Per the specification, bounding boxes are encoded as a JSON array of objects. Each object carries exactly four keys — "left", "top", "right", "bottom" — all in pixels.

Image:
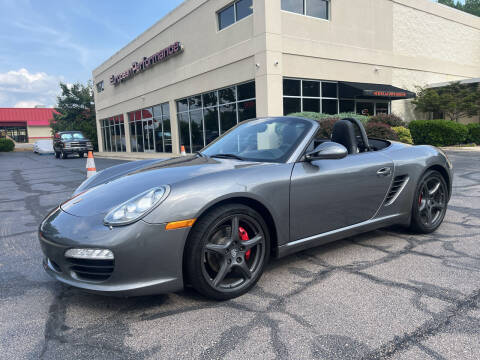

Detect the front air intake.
[
  {"left": 66, "top": 258, "right": 114, "bottom": 282},
  {"left": 384, "top": 175, "right": 409, "bottom": 206}
]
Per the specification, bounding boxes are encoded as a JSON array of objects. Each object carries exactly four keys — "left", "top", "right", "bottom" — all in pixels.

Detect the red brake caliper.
[{"left": 238, "top": 227, "right": 251, "bottom": 260}]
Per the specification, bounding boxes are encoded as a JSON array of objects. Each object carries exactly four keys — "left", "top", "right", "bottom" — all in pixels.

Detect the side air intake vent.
[{"left": 385, "top": 175, "right": 409, "bottom": 206}]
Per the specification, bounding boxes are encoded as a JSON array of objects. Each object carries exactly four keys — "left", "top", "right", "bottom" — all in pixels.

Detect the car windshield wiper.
[{"left": 210, "top": 153, "right": 245, "bottom": 161}]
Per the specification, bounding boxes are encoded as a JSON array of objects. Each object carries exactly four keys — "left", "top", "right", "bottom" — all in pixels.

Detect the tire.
[
  {"left": 61, "top": 151, "right": 67, "bottom": 159},
  {"left": 185, "top": 203, "right": 270, "bottom": 300},
  {"left": 78, "top": 152, "right": 84, "bottom": 158},
  {"left": 55, "top": 151, "right": 60, "bottom": 159},
  {"left": 410, "top": 170, "right": 448, "bottom": 234}
]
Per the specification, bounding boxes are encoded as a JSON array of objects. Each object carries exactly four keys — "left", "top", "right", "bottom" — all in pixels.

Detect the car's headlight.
[{"left": 104, "top": 186, "right": 169, "bottom": 226}]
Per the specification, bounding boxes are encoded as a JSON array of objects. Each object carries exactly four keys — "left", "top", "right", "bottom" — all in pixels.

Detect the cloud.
[{"left": 0, "top": 68, "right": 62, "bottom": 107}]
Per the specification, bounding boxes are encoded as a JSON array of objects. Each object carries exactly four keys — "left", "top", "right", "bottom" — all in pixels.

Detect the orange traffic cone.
[
  {"left": 180, "top": 145, "right": 186, "bottom": 156},
  {"left": 86, "top": 151, "right": 97, "bottom": 178}
]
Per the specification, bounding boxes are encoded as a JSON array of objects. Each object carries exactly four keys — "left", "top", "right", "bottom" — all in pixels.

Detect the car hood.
[{"left": 62, "top": 155, "right": 260, "bottom": 217}]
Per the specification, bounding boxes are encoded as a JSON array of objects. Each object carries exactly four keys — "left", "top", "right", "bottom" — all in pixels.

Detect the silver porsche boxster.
[{"left": 39, "top": 116, "right": 452, "bottom": 300}]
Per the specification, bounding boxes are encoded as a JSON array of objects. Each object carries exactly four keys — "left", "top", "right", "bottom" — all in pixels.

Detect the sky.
[
  {"left": 0, "top": 0, "right": 184, "bottom": 108},
  {"left": 0, "top": 0, "right": 468, "bottom": 109}
]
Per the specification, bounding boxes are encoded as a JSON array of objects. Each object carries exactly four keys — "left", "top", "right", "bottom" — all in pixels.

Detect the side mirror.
[{"left": 305, "top": 142, "right": 348, "bottom": 161}]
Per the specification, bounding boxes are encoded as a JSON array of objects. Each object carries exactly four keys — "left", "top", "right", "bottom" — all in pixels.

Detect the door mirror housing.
[{"left": 305, "top": 142, "right": 348, "bottom": 161}]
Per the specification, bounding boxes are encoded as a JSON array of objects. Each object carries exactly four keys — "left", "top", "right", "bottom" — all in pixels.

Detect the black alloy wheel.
[
  {"left": 185, "top": 204, "right": 269, "bottom": 300},
  {"left": 410, "top": 170, "right": 448, "bottom": 233},
  {"left": 61, "top": 150, "right": 67, "bottom": 159}
]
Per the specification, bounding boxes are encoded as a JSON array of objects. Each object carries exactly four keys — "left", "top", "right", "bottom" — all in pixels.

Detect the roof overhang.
[{"left": 339, "top": 82, "right": 416, "bottom": 100}]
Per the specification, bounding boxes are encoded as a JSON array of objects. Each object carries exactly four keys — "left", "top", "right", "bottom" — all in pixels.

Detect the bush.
[
  {"left": 369, "top": 113, "right": 405, "bottom": 127},
  {"left": 392, "top": 126, "right": 413, "bottom": 144},
  {"left": 317, "top": 119, "right": 338, "bottom": 138},
  {"left": 0, "top": 138, "right": 15, "bottom": 152},
  {"left": 467, "top": 123, "right": 480, "bottom": 144},
  {"left": 289, "top": 112, "right": 369, "bottom": 125},
  {"left": 365, "top": 122, "right": 399, "bottom": 140},
  {"left": 408, "top": 120, "right": 468, "bottom": 146}
]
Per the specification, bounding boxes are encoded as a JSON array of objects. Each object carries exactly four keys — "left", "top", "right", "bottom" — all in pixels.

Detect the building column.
[
  {"left": 96, "top": 117, "right": 104, "bottom": 152},
  {"left": 169, "top": 99, "right": 180, "bottom": 156},
  {"left": 123, "top": 113, "right": 132, "bottom": 152},
  {"left": 253, "top": 0, "right": 283, "bottom": 118}
]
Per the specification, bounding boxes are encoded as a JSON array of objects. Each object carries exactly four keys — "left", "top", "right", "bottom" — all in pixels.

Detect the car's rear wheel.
[
  {"left": 410, "top": 170, "right": 448, "bottom": 233},
  {"left": 185, "top": 204, "right": 269, "bottom": 300}
]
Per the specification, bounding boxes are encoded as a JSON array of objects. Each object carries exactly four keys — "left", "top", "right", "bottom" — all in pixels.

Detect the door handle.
[{"left": 377, "top": 167, "right": 391, "bottom": 177}]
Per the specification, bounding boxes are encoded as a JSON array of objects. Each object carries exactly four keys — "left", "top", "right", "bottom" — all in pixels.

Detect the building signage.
[
  {"left": 110, "top": 42, "right": 183, "bottom": 86},
  {"left": 363, "top": 90, "right": 407, "bottom": 98}
]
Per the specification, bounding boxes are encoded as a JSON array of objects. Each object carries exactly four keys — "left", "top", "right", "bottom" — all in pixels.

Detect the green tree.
[
  {"left": 413, "top": 82, "right": 480, "bottom": 122},
  {"left": 51, "top": 82, "right": 98, "bottom": 150},
  {"left": 438, "top": 0, "right": 480, "bottom": 16}
]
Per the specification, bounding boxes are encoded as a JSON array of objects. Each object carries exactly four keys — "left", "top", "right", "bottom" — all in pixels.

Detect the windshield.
[
  {"left": 61, "top": 132, "right": 85, "bottom": 140},
  {"left": 202, "top": 118, "right": 312, "bottom": 163}
]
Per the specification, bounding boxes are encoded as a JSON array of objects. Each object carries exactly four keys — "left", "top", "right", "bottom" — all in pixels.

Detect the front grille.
[
  {"left": 384, "top": 175, "right": 409, "bottom": 206},
  {"left": 66, "top": 258, "right": 114, "bottom": 282},
  {"left": 69, "top": 141, "right": 87, "bottom": 148}
]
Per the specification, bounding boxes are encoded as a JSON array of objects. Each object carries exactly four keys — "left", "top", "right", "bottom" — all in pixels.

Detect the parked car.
[
  {"left": 33, "top": 140, "right": 54, "bottom": 154},
  {"left": 39, "top": 117, "right": 452, "bottom": 300},
  {"left": 53, "top": 131, "right": 93, "bottom": 159}
]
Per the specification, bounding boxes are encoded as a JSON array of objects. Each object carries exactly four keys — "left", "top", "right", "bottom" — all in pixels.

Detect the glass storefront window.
[
  {"left": 283, "top": 78, "right": 341, "bottom": 115},
  {"left": 176, "top": 80, "right": 256, "bottom": 153},
  {"left": 128, "top": 101, "right": 172, "bottom": 153},
  {"left": 100, "top": 115, "right": 126, "bottom": 152},
  {"left": 220, "top": 103, "right": 237, "bottom": 134},
  {"left": 283, "top": 97, "right": 301, "bottom": 115},
  {"left": 238, "top": 100, "right": 256, "bottom": 122}
]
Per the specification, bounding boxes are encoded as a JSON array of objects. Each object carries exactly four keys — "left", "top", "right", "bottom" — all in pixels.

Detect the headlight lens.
[{"left": 104, "top": 186, "right": 169, "bottom": 226}]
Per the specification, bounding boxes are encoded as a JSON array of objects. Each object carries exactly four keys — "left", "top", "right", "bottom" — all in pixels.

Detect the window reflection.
[
  {"left": 176, "top": 81, "right": 256, "bottom": 153},
  {"left": 100, "top": 115, "right": 126, "bottom": 152},
  {"left": 128, "top": 101, "right": 171, "bottom": 153}
]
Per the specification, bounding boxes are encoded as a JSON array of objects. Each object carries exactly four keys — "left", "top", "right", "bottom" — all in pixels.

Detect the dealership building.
[{"left": 92, "top": 0, "right": 480, "bottom": 157}]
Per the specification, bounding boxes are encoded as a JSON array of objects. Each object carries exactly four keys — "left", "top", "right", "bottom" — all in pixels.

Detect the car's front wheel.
[
  {"left": 61, "top": 151, "right": 67, "bottom": 159},
  {"left": 410, "top": 170, "right": 448, "bottom": 233},
  {"left": 185, "top": 204, "right": 270, "bottom": 300},
  {"left": 78, "top": 152, "right": 84, "bottom": 158},
  {"left": 54, "top": 151, "right": 60, "bottom": 159}
]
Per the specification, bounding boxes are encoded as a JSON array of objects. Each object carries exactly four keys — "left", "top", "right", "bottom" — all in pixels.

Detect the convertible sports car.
[{"left": 39, "top": 117, "right": 452, "bottom": 300}]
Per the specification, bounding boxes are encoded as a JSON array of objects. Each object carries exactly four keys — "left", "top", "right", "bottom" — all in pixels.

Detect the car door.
[{"left": 289, "top": 151, "right": 393, "bottom": 241}]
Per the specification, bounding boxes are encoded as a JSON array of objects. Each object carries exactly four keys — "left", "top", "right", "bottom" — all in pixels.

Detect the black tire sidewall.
[
  {"left": 411, "top": 170, "right": 448, "bottom": 233},
  {"left": 185, "top": 203, "right": 270, "bottom": 300}
]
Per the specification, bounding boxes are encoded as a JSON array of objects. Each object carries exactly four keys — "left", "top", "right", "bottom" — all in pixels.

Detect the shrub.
[
  {"left": 369, "top": 113, "right": 405, "bottom": 127},
  {"left": 0, "top": 138, "right": 15, "bottom": 152},
  {"left": 289, "top": 112, "right": 369, "bottom": 125},
  {"left": 365, "top": 122, "right": 399, "bottom": 140},
  {"left": 467, "top": 123, "right": 480, "bottom": 144},
  {"left": 408, "top": 120, "right": 468, "bottom": 146},
  {"left": 317, "top": 119, "right": 338, "bottom": 138},
  {"left": 392, "top": 126, "right": 413, "bottom": 144}
]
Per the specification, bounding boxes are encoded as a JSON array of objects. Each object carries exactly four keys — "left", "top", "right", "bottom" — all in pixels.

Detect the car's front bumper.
[{"left": 39, "top": 208, "right": 189, "bottom": 296}]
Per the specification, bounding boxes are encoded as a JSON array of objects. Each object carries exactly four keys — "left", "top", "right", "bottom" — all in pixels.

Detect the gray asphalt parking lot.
[{"left": 1, "top": 150, "right": 479, "bottom": 359}]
